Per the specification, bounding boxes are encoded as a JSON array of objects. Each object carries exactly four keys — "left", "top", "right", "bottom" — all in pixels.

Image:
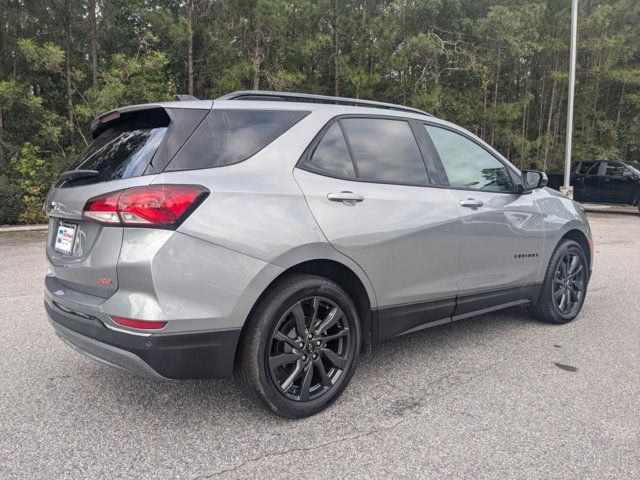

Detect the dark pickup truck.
[{"left": 547, "top": 160, "right": 640, "bottom": 211}]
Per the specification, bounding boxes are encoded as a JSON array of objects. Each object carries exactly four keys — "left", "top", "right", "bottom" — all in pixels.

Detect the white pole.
[{"left": 562, "top": 0, "right": 578, "bottom": 198}]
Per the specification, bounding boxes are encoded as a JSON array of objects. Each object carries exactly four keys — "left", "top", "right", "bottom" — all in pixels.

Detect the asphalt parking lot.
[{"left": 1, "top": 213, "right": 639, "bottom": 479}]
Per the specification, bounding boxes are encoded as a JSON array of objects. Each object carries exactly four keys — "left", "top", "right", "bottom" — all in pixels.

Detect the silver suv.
[{"left": 44, "top": 91, "right": 593, "bottom": 418}]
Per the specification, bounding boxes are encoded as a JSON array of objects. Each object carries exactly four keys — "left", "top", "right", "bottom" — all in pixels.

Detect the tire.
[
  {"left": 234, "top": 274, "right": 361, "bottom": 419},
  {"left": 530, "top": 239, "right": 589, "bottom": 324}
]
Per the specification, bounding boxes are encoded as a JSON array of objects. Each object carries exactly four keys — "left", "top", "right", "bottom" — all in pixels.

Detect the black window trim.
[
  {"left": 422, "top": 121, "right": 522, "bottom": 195},
  {"left": 297, "top": 114, "right": 435, "bottom": 188},
  {"left": 409, "top": 121, "right": 448, "bottom": 184},
  {"left": 337, "top": 119, "right": 360, "bottom": 178}
]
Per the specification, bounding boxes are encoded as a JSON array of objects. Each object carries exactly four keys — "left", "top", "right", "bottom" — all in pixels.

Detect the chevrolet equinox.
[{"left": 44, "top": 91, "right": 593, "bottom": 418}]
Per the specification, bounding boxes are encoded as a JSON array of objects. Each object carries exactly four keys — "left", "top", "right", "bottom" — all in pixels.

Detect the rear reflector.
[
  {"left": 83, "top": 184, "right": 209, "bottom": 228},
  {"left": 111, "top": 316, "right": 168, "bottom": 330}
]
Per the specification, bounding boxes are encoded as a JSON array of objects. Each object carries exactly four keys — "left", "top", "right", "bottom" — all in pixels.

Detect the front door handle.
[
  {"left": 327, "top": 191, "right": 364, "bottom": 203},
  {"left": 459, "top": 198, "right": 484, "bottom": 208}
]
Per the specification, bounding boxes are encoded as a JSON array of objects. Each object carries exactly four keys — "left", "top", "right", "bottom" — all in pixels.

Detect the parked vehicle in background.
[
  {"left": 547, "top": 161, "right": 640, "bottom": 212},
  {"left": 44, "top": 91, "right": 593, "bottom": 418}
]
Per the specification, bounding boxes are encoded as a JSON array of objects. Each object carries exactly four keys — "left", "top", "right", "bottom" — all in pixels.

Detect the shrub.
[
  {"left": 0, "top": 176, "right": 23, "bottom": 225},
  {"left": 11, "top": 143, "right": 70, "bottom": 224}
]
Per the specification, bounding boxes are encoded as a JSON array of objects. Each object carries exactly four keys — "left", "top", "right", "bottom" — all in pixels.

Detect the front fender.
[{"left": 536, "top": 191, "right": 593, "bottom": 282}]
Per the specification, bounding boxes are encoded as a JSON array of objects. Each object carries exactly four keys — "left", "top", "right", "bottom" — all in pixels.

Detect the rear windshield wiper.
[{"left": 58, "top": 169, "right": 100, "bottom": 182}]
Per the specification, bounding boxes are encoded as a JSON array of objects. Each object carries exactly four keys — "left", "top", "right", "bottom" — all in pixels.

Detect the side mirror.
[
  {"left": 521, "top": 170, "right": 548, "bottom": 191},
  {"left": 622, "top": 170, "right": 633, "bottom": 177}
]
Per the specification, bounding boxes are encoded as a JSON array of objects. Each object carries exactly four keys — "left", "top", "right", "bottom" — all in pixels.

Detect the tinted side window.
[
  {"left": 167, "top": 110, "right": 308, "bottom": 171},
  {"left": 604, "top": 162, "right": 626, "bottom": 176},
  {"left": 340, "top": 118, "right": 428, "bottom": 185},
  {"left": 578, "top": 162, "right": 597, "bottom": 175},
  {"left": 308, "top": 122, "right": 356, "bottom": 178},
  {"left": 425, "top": 125, "right": 513, "bottom": 192},
  {"left": 587, "top": 163, "right": 601, "bottom": 175}
]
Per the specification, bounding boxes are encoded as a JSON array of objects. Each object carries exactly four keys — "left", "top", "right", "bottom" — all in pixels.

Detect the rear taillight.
[
  {"left": 111, "top": 316, "right": 167, "bottom": 330},
  {"left": 83, "top": 185, "right": 209, "bottom": 228}
]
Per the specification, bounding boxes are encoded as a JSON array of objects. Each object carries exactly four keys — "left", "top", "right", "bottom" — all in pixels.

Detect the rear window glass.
[
  {"left": 166, "top": 110, "right": 309, "bottom": 171},
  {"left": 59, "top": 110, "right": 169, "bottom": 187}
]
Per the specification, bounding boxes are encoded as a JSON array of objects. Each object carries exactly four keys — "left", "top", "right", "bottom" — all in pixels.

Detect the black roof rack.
[{"left": 216, "top": 90, "right": 432, "bottom": 117}]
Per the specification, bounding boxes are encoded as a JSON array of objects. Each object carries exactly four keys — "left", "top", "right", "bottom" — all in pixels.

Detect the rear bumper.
[{"left": 45, "top": 299, "right": 240, "bottom": 379}]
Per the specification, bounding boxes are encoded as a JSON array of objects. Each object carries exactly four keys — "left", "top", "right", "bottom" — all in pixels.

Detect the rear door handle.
[
  {"left": 327, "top": 191, "right": 364, "bottom": 203},
  {"left": 459, "top": 198, "right": 484, "bottom": 208}
]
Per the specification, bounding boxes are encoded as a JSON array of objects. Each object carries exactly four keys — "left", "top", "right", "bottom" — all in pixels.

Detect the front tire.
[
  {"left": 531, "top": 239, "right": 589, "bottom": 324},
  {"left": 235, "top": 274, "right": 361, "bottom": 419}
]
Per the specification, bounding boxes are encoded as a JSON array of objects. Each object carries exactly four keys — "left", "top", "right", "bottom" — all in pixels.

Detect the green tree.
[{"left": 1, "top": 0, "right": 640, "bottom": 224}]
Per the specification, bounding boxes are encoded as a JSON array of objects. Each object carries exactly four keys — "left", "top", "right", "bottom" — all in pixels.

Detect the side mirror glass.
[{"left": 522, "top": 170, "right": 548, "bottom": 191}]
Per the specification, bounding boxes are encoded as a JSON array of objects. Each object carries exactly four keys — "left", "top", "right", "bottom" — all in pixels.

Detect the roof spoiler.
[
  {"left": 90, "top": 95, "right": 204, "bottom": 136},
  {"left": 90, "top": 104, "right": 169, "bottom": 138}
]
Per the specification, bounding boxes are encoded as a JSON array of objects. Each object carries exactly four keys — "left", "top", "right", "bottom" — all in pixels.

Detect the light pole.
[{"left": 561, "top": 0, "right": 579, "bottom": 198}]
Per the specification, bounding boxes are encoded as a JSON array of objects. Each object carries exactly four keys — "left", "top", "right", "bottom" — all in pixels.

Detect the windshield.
[{"left": 625, "top": 162, "right": 640, "bottom": 176}]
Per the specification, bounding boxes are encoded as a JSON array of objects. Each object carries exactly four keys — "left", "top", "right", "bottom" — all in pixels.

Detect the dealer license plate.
[{"left": 54, "top": 223, "right": 77, "bottom": 255}]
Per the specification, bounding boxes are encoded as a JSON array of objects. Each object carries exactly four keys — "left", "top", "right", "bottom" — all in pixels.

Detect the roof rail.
[
  {"left": 216, "top": 90, "right": 432, "bottom": 117},
  {"left": 175, "top": 94, "right": 199, "bottom": 101}
]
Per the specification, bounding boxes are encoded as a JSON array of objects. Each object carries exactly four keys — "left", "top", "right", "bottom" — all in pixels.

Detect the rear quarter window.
[
  {"left": 307, "top": 122, "right": 356, "bottom": 179},
  {"left": 166, "top": 109, "right": 309, "bottom": 171}
]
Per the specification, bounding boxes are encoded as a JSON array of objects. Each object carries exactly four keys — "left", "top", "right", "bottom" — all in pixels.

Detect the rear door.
[
  {"left": 578, "top": 161, "right": 605, "bottom": 202},
  {"left": 294, "top": 116, "right": 461, "bottom": 339},
  {"left": 423, "top": 124, "right": 544, "bottom": 317},
  {"left": 45, "top": 106, "right": 207, "bottom": 298},
  {"left": 572, "top": 161, "right": 596, "bottom": 201},
  {"left": 600, "top": 162, "right": 636, "bottom": 204}
]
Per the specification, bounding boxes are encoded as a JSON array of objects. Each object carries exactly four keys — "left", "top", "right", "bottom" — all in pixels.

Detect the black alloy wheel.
[
  {"left": 530, "top": 239, "right": 589, "bottom": 324},
  {"left": 268, "top": 296, "right": 352, "bottom": 402},
  {"left": 552, "top": 251, "right": 587, "bottom": 317},
  {"left": 235, "top": 274, "right": 361, "bottom": 418}
]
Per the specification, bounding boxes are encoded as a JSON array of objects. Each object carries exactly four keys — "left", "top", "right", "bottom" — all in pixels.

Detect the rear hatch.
[{"left": 45, "top": 104, "right": 209, "bottom": 298}]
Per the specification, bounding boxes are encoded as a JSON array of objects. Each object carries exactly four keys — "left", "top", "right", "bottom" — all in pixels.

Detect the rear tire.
[
  {"left": 530, "top": 239, "right": 589, "bottom": 324},
  {"left": 235, "top": 274, "right": 361, "bottom": 419}
]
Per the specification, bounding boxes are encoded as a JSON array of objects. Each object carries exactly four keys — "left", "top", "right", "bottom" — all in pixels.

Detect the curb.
[
  {"left": 581, "top": 204, "right": 638, "bottom": 216},
  {"left": 0, "top": 224, "right": 49, "bottom": 232}
]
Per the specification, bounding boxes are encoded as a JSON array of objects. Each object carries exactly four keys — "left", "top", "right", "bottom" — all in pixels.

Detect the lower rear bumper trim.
[
  {"left": 45, "top": 299, "right": 241, "bottom": 379},
  {"left": 52, "top": 320, "right": 167, "bottom": 379}
]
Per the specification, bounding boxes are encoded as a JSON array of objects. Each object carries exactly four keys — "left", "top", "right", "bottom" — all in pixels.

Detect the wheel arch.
[
  {"left": 238, "top": 258, "right": 377, "bottom": 362},
  {"left": 559, "top": 228, "right": 592, "bottom": 271}
]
